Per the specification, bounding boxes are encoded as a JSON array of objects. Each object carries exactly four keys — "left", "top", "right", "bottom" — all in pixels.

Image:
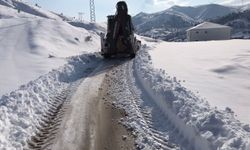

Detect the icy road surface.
[{"left": 51, "top": 64, "right": 106, "bottom": 150}]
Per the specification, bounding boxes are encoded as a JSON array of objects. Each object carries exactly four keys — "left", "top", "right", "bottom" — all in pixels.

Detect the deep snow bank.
[
  {"left": 0, "top": 53, "right": 102, "bottom": 149},
  {"left": 134, "top": 47, "right": 250, "bottom": 149}
]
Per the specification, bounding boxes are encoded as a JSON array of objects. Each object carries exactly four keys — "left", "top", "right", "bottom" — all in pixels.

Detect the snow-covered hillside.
[
  {"left": 212, "top": 9, "right": 250, "bottom": 39},
  {"left": 240, "top": 4, "right": 250, "bottom": 11},
  {"left": 132, "top": 4, "right": 239, "bottom": 41},
  {"left": 0, "top": 0, "right": 65, "bottom": 20},
  {"left": 0, "top": 4, "right": 34, "bottom": 18},
  {"left": 168, "top": 4, "right": 237, "bottom": 21},
  {"left": 133, "top": 11, "right": 194, "bottom": 41},
  {"left": 0, "top": 1, "right": 100, "bottom": 96},
  {"left": 132, "top": 4, "right": 250, "bottom": 41}
]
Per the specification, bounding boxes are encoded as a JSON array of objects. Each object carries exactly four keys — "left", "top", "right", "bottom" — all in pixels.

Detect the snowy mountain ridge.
[
  {"left": 240, "top": 3, "right": 250, "bottom": 11},
  {"left": 133, "top": 4, "right": 249, "bottom": 41},
  {"left": 168, "top": 4, "right": 238, "bottom": 21},
  {"left": 213, "top": 9, "right": 250, "bottom": 39},
  {"left": 133, "top": 9, "right": 195, "bottom": 41}
]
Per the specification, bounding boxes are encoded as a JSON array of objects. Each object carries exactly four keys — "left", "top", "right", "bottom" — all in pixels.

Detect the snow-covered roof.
[{"left": 187, "top": 22, "right": 231, "bottom": 31}]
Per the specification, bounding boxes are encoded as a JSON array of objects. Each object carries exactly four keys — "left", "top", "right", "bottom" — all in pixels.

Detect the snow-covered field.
[{"left": 148, "top": 39, "right": 250, "bottom": 125}]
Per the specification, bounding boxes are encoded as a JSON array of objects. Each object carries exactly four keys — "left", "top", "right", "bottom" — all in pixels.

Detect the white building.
[{"left": 187, "top": 22, "right": 231, "bottom": 41}]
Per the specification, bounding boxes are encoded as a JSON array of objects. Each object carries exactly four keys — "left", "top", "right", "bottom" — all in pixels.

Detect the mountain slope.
[
  {"left": 0, "top": 0, "right": 65, "bottom": 20},
  {"left": 0, "top": 18, "right": 100, "bottom": 96},
  {"left": 212, "top": 9, "right": 250, "bottom": 38},
  {"left": 133, "top": 11, "right": 195, "bottom": 41},
  {"left": 132, "top": 4, "right": 238, "bottom": 41},
  {"left": 0, "top": 0, "right": 101, "bottom": 96},
  {"left": 169, "top": 4, "right": 237, "bottom": 21},
  {"left": 0, "top": 0, "right": 13, "bottom": 7}
]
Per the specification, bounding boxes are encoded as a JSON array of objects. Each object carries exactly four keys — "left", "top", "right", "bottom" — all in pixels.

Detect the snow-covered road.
[
  {"left": 25, "top": 57, "right": 178, "bottom": 150},
  {"left": 51, "top": 62, "right": 110, "bottom": 150},
  {"left": 25, "top": 59, "right": 136, "bottom": 150}
]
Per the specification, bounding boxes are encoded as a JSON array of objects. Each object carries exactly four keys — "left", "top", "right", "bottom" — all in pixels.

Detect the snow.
[
  {"left": 187, "top": 22, "right": 231, "bottom": 31},
  {"left": 51, "top": 60, "right": 107, "bottom": 150},
  {"left": 0, "top": 0, "right": 64, "bottom": 20},
  {"left": 168, "top": 4, "right": 237, "bottom": 21},
  {"left": 0, "top": 0, "right": 102, "bottom": 96},
  {"left": 133, "top": 4, "right": 238, "bottom": 41},
  {"left": 0, "top": 5, "right": 34, "bottom": 19},
  {"left": 1, "top": 0, "right": 250, "bottom": 149},
  {"left": 107, "top": 45, "right": 250, "bottom": 149},
  {"left": 240, "top": 4, "right": 250, "bottom": 11},
  {"left": 0, "top": 17, "right": 100, "bottom": 96},
  {"left": 148, "top": 39, "right": 250, "bottom": 125},
  {"left": 0, "top": 53, "right": 102, "bottom": 149},
  {"left": 0, "top": 2, "right": 102, "bottom": 148}
]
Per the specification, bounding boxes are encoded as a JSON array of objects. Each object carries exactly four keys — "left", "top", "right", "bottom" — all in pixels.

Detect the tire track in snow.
[
  {"left": 131, "top": 54, "right": 212, "bottom": 149},
  {"left": 24, "top": 58, "right": 101, "bottom": 150},
  {"left": 0, "top": 21, "right": 32, "bottom": 30},
  {"left": 125, "top": 61, "right": 177, "bottom": 150},
  {"left": 25, "top": 81, "right": 79, "bottom": 150},
  {"left": 108, "top": 58, "right": 212, "bottom": 150},
  {"left": 23, "top": 59, "right": 129, "bottom": 150},
  {"left": 106, "top": 60, "right": 176, "bottom": 149}
]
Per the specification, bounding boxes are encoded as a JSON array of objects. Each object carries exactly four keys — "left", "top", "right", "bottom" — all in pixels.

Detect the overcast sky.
[{"left": 27, "top": 0, "right": 250, "bottom": 22}]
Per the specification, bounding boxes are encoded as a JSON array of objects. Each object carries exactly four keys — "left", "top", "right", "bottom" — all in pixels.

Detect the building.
[{"left": 187, "top": 22, "right": 231, "bottom": 41}]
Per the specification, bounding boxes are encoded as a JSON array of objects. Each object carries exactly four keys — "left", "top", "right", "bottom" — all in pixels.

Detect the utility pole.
[
  {"left": 78, "top": 12, "right": 84, "bottom": 22},
  {"left": 89, "top": 0, "right": 96, "bottom": 23}
]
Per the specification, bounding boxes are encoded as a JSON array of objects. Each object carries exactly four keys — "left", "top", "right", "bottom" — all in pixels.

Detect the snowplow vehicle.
[{"left": 101, "top": 1, "right": 141, "bottom": 58}]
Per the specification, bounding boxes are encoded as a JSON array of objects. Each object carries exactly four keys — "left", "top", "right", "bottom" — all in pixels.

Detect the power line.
[{"left": 89, "top": 0, "right": 96, "bottom": 23}]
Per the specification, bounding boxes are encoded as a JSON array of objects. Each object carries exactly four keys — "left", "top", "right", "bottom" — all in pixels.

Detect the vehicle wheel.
[
  {"left": 103, "top": 54, "right": 111, "bottom": 59},
  {"left": 130, "top": 53, "right": 135, "bottom": 58}
]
